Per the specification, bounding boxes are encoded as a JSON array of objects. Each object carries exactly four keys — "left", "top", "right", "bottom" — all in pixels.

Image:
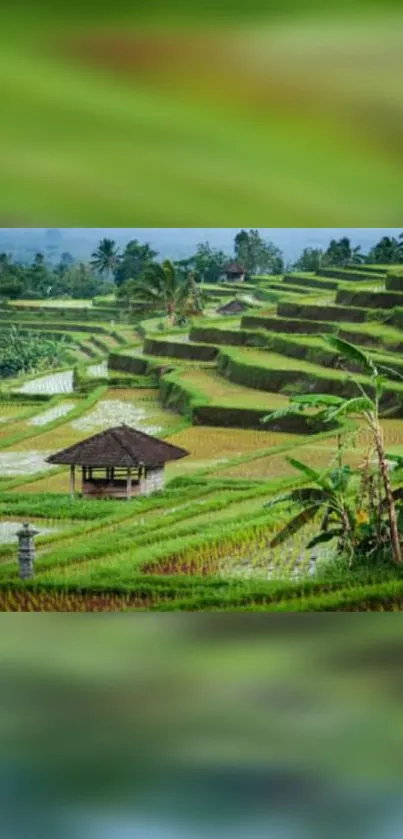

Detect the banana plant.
[
  {"left": 262, "top": 335, "right": 402, "bottom": 565},
  {"left": 265, "top": 457, "right": 356, "bottom": 559}
]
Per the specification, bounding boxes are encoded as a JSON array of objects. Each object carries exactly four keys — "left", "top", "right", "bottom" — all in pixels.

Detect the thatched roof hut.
[
  {"left": 47, "top": 425, "right": 189, "bottom": 499},
  {"left": 223, "top": 262, "right": 246, "bottom": 282},
  {"left": 216, "top": 299, "right": 248, "bottom": 316}
]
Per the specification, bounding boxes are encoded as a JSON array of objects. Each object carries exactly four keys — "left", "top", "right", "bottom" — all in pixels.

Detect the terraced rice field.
[
  {"left": 87, "top": 362, "right": 108, "bottom": 378},
  {"left": 0, "top": 450, "right": 56, "bottom": 476},
  {"left": 165, "top": 426, "right": 301, "bottom": 477},
  {"left": 0, "top": 389, "right": 184, "bottom": 477},
  {"left": 0, "top": 404, "right": 33, "bottom": 423},
  {"left": 29, "top": 402, "right": 77, "bottom": 426},
  {"left": 18, "top": 370, "right": 74, "bottom": 395},
  {"left": 179, "top": 369, "right": 291, "bottom": 409},
  {"left": 3, "top": 266, "right": 403, "bottom": 611}
]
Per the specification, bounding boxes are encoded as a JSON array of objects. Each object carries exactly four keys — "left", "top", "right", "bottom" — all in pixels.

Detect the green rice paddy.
[{"left": 2, "top": 266, "right": 403, "bottom": 610}]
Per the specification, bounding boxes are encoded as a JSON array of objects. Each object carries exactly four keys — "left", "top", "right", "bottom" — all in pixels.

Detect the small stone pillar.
[{"left": 17, "top": 522, "right": 39, "bottom": 580}]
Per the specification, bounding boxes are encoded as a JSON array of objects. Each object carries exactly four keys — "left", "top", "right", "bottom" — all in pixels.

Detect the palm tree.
[
  {"left": 120, "top": 260, "right": 203, "bottom": 324},
  {"left": 90, "top": 239, "right": 120, "bottom": 282},
  {"left": 350, "top": 245, "right": 365, "bottom": 265}
]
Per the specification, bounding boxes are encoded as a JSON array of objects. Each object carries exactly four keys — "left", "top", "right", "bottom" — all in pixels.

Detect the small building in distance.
[
  {"left": 46, "top": 425, "right": 189, "bottom": 499},
  {"left": 223, "top": 262, "right": 246, "bottom": 282},
  {"left": 216, "top": 299, "right": 249, "bottom": 316}
]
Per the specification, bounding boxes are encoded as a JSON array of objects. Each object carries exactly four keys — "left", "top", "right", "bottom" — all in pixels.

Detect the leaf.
[
  {"left": 385, "top": 453, "right": 403, "bottom": 465},
  {"left": 290, "top": 394, "right": 345, "bottom": 408},
  {"left": 263, "top": 493, "right": 294, "bottom": 509},
  {"left": 306, "top": 529, "right": 343, "bottom": 550},
  {"left": 261, "top": 406, "right": 301, "bottom": 424},
  {"left": 323, "top": 335, "right": 377, "bottom": 377},
  {"left": 377, "top": 364, "right": 403, "bottom": 383},
  {"left": 326, "top": 397, "right": 374, "bottom": 422},
  {"left": 269, "top": 505, "right": 319, "bottom": 549},
  {"left": 288, "top": 487, "right": 332, "bottom": 505},
  {"left": 285, "top": 457, "right": 321, "bottom": 483}
]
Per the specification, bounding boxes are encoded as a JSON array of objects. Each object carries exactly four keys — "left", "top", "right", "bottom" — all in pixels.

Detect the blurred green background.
[
  {"left": 0, "top": 1, "right": 402, "bottom": 223},
  {"left": 2, "top": 616, "right": 403, "bottom": 838}
]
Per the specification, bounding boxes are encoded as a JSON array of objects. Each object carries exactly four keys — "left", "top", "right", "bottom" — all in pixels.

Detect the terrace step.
[
  {"left": 282, "top": 274, "right": 338, "bottom": 291},
  {"left": 277, "top": 301, "right": 371, "bottom": 323},
  {"left": 159, "top": 367, "right": 330, "bottom": 434},
  {"left": 386, "top": 273, "right": 403, "bottom": 292},
  {"left": 189, "top": 325, "right": 403, "bottom": 383},
  {"left": 344, "top": 264, "right": 388, "bottom": 276},
  {"left": 241, "top": 315, "right": 335, "bottom": 334},
  {"left": 336, "top": 289, "right": 403, "bottom": 310},
  {"left": 143, "top": 337, "right": 218, "bottom": 363},
  {"left": 317, "top": 268, "right": 387, "bottom": 282},
  {"left": 217, "top": 347, "right": 403, "bottom": 415}
]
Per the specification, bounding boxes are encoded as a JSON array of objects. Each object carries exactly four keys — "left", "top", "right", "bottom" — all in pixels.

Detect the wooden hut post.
[
  {"left": 70, "top": 465, "right": 76, "bottom": 499},
  {"left": 127, "top": 468, "right": 132, "bottom": 500}
]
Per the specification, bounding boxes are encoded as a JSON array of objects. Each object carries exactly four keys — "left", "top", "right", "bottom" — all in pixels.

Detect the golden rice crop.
[
  {"left": 166, "top": 426, "right": 300, "bottom": 467},
  {"left": 0, "top": 589, "right": 156, "bottom": 611}
]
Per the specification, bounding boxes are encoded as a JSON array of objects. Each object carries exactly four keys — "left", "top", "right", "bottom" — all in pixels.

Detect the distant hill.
[{"left": 0, "top": 227, "right": 401, "bottom": 263}]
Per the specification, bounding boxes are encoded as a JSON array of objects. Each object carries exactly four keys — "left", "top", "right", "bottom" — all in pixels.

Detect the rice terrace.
[{"left": 2, "top": 227, "right": 403, "bottom": 611}]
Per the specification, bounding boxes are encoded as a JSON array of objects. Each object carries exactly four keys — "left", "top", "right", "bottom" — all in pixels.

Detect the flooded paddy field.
[
  {"left": 29, "top": 401, "right": 77, "bottom": 426},
  {"left": 0, "top": 519, "right": 62, "bottom": 545},
  {"left": 18, "top": 370, "right": 74, "bottom": 395},
  {"left": 0, "top": 450, "right": 55, "bottom": 476},
  {"left": 3, "top": 389, "right": 184, "bottom": 466}
]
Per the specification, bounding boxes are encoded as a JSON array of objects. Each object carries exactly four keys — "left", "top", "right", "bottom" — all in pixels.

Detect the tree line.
[
  {"left": 1, "top": 230, "right": 403, "bottom": 301},
  {"left": 293, "top": 234, "right": 403, "bottom": 273}
]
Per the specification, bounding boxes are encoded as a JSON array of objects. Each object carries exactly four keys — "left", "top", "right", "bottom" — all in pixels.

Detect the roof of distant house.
[
  {"left": 224, "top": 262, "right": 245, "bottom": 273},
  {"left": 46, "top": 425, "right": 189, "bottom": 468},
  {"left": 217, "top": 299, "right": 248, "bottom": 315}
]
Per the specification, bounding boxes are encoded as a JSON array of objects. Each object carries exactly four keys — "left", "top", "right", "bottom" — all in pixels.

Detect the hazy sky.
[
  {"left": 0, "top": 228, "right": 401, "bottom": 260},
  {"left": 59, "top": 228, "right": 403, "bottom": 258}
]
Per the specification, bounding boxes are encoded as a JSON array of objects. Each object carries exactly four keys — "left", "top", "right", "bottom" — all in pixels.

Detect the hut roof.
[
  {"left": 224, "top": 262, "right": 245, "bottom": 273},
  {"left": 217, "top": 299, "right": 248, "bottom": 315},
  {"left": 46, "top": 425, "right": 189, "bottom": 468}
]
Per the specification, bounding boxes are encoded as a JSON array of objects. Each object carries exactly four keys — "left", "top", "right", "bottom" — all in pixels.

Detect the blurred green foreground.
[
  {"left": 2, "top": 616, "right": 403, "bottom": 838},
  {"left": 0, "top": 2, "right": 402, "bottom": 223}
]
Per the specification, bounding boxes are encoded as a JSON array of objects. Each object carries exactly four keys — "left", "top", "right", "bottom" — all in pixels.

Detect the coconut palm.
[
  {"left": 350, "top": 245, "right": 365, "bottom": 265},
  {"left": 90, "top": 238, "right": 120, "bottom": 282},
  {"left": 120, "top": 259, "right": 204, "bottom": 324}
]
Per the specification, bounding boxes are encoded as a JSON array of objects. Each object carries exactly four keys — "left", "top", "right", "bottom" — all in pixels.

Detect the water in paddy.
[
  {"left": 220, "top": 536, "right": 336, "bottom": 581},
  {"left": 0, "top": 451, "right": 54, "bottom": 476},
  {"left": 0, "top": 520, "right": 59, "bottom": 544},
  {"left": 29, "top": 402, "right": 76, "bottom": 426},
  {"left": 19, "top": 370, "right": 74, "bottom": 395},
  {"left": 71, "top": 400, "right": 162, "bottom": 435}
]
